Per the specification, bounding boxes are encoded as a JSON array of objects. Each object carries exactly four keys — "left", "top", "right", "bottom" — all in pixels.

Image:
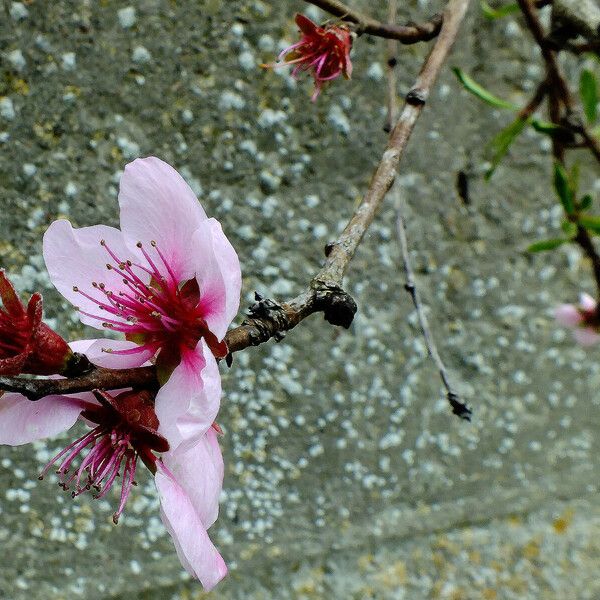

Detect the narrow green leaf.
[
  {"left": 553, "top": 162, "right": 574, "bottom": 214},
  {"left": 480, "top": 1, "right": 519, "bottom": 19},
  {"left": 530, "top": 119, "right": 564, "bottom": 135},
  {"left": 579, "top": 214, "right": 600, "bottom": 234},
  {"left": 485, "top": 117, "right": 527, "bottom": 179},
  {"left": 527, "top": 239, "right": 568, "bottom": 252},
  {"left": 580, "top": 69, "right": 598, "bottom": 124},
  {"left": 452, "top": 68, "right": 517, "bottom": 110},
  {"left": 580, "top": 194, "right": 593, "bottom": 211}
]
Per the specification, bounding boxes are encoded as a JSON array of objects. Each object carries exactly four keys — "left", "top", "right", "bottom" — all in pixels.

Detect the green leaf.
[
  {"left": 480, "top": 1, "right": 519, "bottom": 19},
  {"left": 452, "top": 68, "right": 518, "bottom": 110},
  {"left": 553, "top": 162, "right": 575, "bottom": 214},
  {"left": 580, "top": 69, "right": 598, "bottom": 124},
  {"left": 527, "top": 238, "right": 568, "bottom": 252},
  {"left": 530, "top": 119, "right": 564, "bottom": 135},
  {"left": 485, "top": 117, "right": 527, "bottom": 179},
  {"left": 560, "top": 220, "right": 578, "bottom": 238},
  {"left": 578, "top": 215, "right": 600, "bottom": 234},
  {"left": 580, "top": 194, "right": 593, "bottom": 211}
]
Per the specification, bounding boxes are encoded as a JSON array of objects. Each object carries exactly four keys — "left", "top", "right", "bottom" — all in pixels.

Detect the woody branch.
[{"left": 0, "top": 0, "right": 471, "bottom": 403}]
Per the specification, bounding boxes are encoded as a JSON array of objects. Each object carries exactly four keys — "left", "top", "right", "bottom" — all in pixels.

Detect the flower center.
[
  {"left": 40, "top": 390, "right": 168, "bottom": 524},
  {"left": 40, "top": 423, "right": 140, "bottom": 524},
  {"left": 72, "top": 239, "right": 224, "bottom": 361}
]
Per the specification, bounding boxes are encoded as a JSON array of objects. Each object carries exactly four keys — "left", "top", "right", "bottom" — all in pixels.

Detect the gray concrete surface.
[{"left": 1, "top": 0, "right": 599, "bottom": 598}]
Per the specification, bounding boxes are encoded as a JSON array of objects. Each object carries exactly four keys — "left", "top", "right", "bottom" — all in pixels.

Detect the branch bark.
[
  {"left": 303, "top": 0, "right": 443, "bottom": 43},
  {"left": 0, "top": 0, "right": 472, "bottom": 400}
]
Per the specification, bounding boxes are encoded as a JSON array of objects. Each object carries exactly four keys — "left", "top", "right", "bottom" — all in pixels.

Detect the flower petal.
[
  {"left": 155, "top": 462, "right": 227, "bottom": 590},
  {"left": 155, "top": 339, "right": 221, "bottom": 451},
  {"left": 573, "top": 326, "right": 600, "bottom": 346},
  {"left": 554, "top": 304, "right": 582, "bottom": 328},
  {"left": 84, "top": 339, "right": 154, "bottom": 368},
  {"left": 161, "top": 428, "right": 224, "bottom": 528},
  {"left": 580, "top": 292, "right": 597, "bottom": 312},
  {"left": 0, "top": 393, "right": 85, "bottom": 445},
  {"left": 43, "top": 220, "right": 136, "bottom": 329},
  {"left": 192, "top": 218, "right": 241, "bottom": 340},
  {"left": 118, "top": 157, "right": 207, "bottom": 282},
  {"left": 295, "top": 13, "right": 320, "bottom": 35}
]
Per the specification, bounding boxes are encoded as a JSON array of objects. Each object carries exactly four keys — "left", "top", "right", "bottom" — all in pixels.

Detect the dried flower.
[
  {"left": 0, "top": 270, "right": 72, "bottom": 375},
  {"left": 267, "top": 13, "right": 353, "bottom": 101}
]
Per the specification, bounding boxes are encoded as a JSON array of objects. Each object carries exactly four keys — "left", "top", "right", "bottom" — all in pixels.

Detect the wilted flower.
[
  {"left": 555, "top": 292, "right": 600, "bottom": 346},
  {"left": 0, "top": 270, "right": 73, "bottom": 375},
  {"left": 267, "top": 13, "right": 353, "bottom": 101},
  {"left": 43, "top": 156, "right": 241, "bottom": 447},
  {"left": 0, "top": 341, "right": 228, "bottom": 590}
]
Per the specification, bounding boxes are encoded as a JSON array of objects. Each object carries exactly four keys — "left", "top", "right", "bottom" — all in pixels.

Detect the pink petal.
[
  {"left": 43, "top": 220, "right": 137, "bottom": 329},
  {"left": 295, "top": 13, "right": 319, "bottom": 35},
  {"left": 118, "top": 157, "right": 207, "bottom": 282},
  {"left": 192, "top": 218, "right": 242, "bottom": 340},
  {"left": 573, "top": 327, "right": 600, "bottom": 346},
  {"left": 84, "top": 339, "right": 154, "bottom": 368},
  {"left": 155, "top": 462, "right": 227, "bottom": 590},
  {"left": 155, "top": 339, "right": 221, "bottom": 451},
  {"left": 580, "top": 292, "right": 597, "bottom": 312},
  {"left": 161, "top": 428, "right": 224, "bottom": 528},
  {"left": 0, "top": 393, "right": 85, "bottom": 445},
  {"left": 554, "top": 304, "right": 582, "bottom": 328}
]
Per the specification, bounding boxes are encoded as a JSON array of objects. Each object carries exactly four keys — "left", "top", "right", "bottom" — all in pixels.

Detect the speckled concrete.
[{"left": 1, "top": 0, "right": 600, "bottom": 598}]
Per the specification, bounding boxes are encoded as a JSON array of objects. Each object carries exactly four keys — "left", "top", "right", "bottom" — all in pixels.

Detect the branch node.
[
  {"left": 312, "top": 281, "right": 357, "bottom": 329},
  {"left": 406, "top": 88, "right": 427, "bottom": 105},
  {"left": 447, "top": 392, "right": 472, "bottom": 421}
]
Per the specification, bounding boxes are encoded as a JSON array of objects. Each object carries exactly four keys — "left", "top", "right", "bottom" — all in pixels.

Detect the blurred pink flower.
[
  {"left": 267, "top": 13, "right": 353, "bottom": 101},
  {"left": 555, "top": 292, "right": 600, "bottom": 346},
  {"left": 0, "top": 340, "right": 228, "bottom": 590},
  {"left": 43, "top": 156, "right": 241, "bottom": 448}
]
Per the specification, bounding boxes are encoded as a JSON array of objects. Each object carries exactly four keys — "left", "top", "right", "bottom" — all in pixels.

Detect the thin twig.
[
  {"left": 393, "top": 187, "right": 471, "bottom": 419},
  {"left": 383, "top": 0, "right": 399, "bottom": 133},
  {"left": 304, "top": 0, "right": 443, "bottom": 43},
  {"left": 0, "top": 0, "right": 472, "bottom": 400}
]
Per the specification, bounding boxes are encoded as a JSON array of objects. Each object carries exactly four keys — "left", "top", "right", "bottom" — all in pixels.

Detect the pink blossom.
[
  {"left": 555, "top": 292, "right": 600, "bottom": 346},
  {"left": 265, "top": 13, "right": 353, "bottom": 101},
  {"left": 43, "top": 157, "right": 241, "bottom": 448},
  {"left": 0, "top": 341, "right": 228, "bottom": 590},
  {"left": 0, "top": 269, "right": 73, "bottom": 375}
]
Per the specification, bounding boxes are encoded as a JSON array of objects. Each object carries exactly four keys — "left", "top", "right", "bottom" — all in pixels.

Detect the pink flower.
[
  {"left": 555, "top": 292, "right": 600, "bottom": 346},
  {"left": 267, "top": 13, "right": 353, "bottom": 101},
  {"left": 0, "top": 270, "right": 73, "bottom": 375},
  {"left": 43, "top": 156, "right": 241, "bottom": 449},
  {"left": 0, "top": 341, "right": 228, "bottom": 590}
]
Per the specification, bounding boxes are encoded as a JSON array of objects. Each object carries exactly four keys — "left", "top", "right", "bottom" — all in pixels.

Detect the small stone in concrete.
[
  {"left": 117, "top": 7, "right": 137, "bottom": 29},
  {"left": 10, "top": 2, "right": 29, "bottom": 21},
  {"left": 0, "top": 97, "right": 16, "bottom": 121},
  {"left": 7, "top": 49, "right": 26, "bottom": 72},
  {"left": 132, "top": 46, "right": 152, "bottom": 64}
]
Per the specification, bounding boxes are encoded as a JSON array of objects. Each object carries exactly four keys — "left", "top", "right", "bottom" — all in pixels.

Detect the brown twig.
[
  {"left": 303, "top": 0, "right": 443, "bottom": 43},
  {"left": 383, "top": 0, "right": 399, "bottom": 133},
  {"left": 394, "top": 185, "right": 471, "bottom": 419},
  {"left": 0, "top": 0, "right": 471, "bottom": 401}
]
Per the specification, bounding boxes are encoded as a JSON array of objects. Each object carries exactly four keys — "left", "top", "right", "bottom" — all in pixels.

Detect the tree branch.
[
  {"left": 303, "top": 0, "right": 443, "bottom": 43},
  {"left": 0, "top": 0, "right": 472, "bottom": 400},
  {"left": 394, "top": 185, "right": 471, "bottom": 420}
]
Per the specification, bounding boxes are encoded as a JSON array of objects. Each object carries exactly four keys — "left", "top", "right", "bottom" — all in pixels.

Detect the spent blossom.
[
  {"left": 266, "top": 13, "right": 353, "bottom": 101},
  {"left": 555, "top": 292, "right": 600, "bottom": 346},
  {"left": 43, "top": 156, "right": 241, "bottom": 449},
  {"left": 0, "top": 341, "right": 228, "bottom": 590},
  {"left": 0, "top": 269, "right": 73, "bottom": 376}
]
